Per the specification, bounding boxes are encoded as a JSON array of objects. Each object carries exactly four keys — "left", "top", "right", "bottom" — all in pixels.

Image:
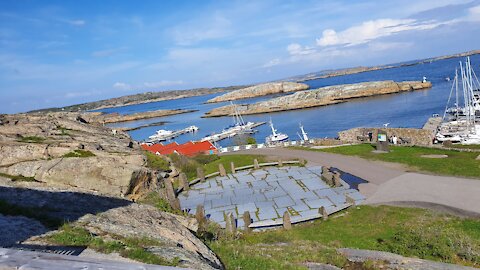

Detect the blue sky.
[{"left": 1, "top": 0, "right": 480, "bottom": 113}]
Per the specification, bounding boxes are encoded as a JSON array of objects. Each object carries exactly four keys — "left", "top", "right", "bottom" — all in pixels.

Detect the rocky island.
[
  {"left": 204, "top": 80, "right": 432, "bottom": 117},
  {"left": 206, "top": 82, "right": 309, "bottom": 103},
  {"left": 88, "top": 109, "right": 195, "bottom": 124}
]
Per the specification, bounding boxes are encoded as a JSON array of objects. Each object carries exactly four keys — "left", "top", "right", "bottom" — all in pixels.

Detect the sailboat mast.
[{"left": 455, "top": 69, "right": 459, "bottom": 120}]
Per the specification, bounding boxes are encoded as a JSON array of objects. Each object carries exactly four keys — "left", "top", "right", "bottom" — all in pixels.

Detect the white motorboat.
[
  {"left": 265, "top": 120, "right": 289, "bottom": 144},
  {"left": 148, "top": 129, "right": 173, "bottom": 140}
]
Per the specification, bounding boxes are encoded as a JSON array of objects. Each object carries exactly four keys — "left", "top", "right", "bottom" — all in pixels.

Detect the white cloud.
[
  {"left": 287, "top": 43, "right": 316, "bottom": 55},
  {"left": 262, "top": 58, "right": 281, "bottom": 68},
  {"left": 113, "top": 82, "right": 132, "bottom": 90},
  {"left": 467, "top": 5, "right": 480, "bottom": 21},
  {"left": 316, "top": 18, "right": 441, "bottom": 47}
]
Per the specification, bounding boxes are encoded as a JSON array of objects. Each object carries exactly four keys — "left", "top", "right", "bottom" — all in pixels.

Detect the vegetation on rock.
[
  {"left": 63, "top": 149, "right": 96, "bottom": 158},
  {"left": 144, "top": 151, "right": 170, "bottom": 171}
]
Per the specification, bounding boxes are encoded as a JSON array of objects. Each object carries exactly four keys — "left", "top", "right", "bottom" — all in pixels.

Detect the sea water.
[{"left": 99, "top": 54, "right": 480, "bottom": 147}]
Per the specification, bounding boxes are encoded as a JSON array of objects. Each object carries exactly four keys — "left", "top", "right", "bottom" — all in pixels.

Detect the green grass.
[
  {"left": 209, "top": 206, "right": 480, "bottom": 269},
  {"left": 0, "top": 199, "right": 62, "bottom": 228},
  {"left": 0, "top": 172, "right": 37, "bottom": 182},
  {"left": 144, "top": 151, "right": 170, "bottom": 171},
  {"left": 63, "top": 149, "right": 96, "bottom": 158},
  {"left": 48, "top": 224, "right": 180, "bottom": 266},
  {"left": 170, "top": 154, "right": 267, "bottom": 181},
  {"left": 18, "top": 136, "right": 45, "bottom": 143},
  {"left": 296, "top": 144, "right": 480, "bottom": 178},
  {"left": 138, "top": 192, "right": 184, "bottom": 215}
]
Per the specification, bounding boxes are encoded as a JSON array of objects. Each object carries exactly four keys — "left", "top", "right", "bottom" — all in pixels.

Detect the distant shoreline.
[{"left": 27, "top": 49, "right": 480, "bottom": 114}]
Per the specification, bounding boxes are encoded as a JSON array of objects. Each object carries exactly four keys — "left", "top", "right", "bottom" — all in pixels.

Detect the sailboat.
[
  {"left": 265, "top": 119, "right": 289, "bottom": 144},
  {"left": 435, "top": 57, "right": 480, "bottom": 144}
]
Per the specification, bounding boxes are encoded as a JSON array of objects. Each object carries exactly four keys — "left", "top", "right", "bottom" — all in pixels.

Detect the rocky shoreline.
[
  {"left": 88, "top": 109, "right": 195, "bottom": 124},
  {"left": 206, "top": 82, "right": 309, "bottom": 103},
  {"left": 204, "top": 80, "right": 432, "bottom": 117}
]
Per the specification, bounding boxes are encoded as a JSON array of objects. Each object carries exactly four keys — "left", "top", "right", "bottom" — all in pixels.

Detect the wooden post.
[
  {"left": 230, "top": 162, "right": 236, "bottom": 174},
  {"left": 333, "top": 171, "right": 342, "bottom": 187},
  {"left": 278, "top": 159, "right": 283, "bottom": 167},
  {"left": 243, "top": 211, "right": 252, "bottom": 232},
  {"left": 283, "top": 211, "right": 292, "bottom": 230},
  {"left": 225, "top": 212, "right": 236, "bottom": 234},
  {"left": 179, "top": 173, "right": 189, "bottom": 191},
  {"left": 195, "top": 204, "right": 206, "bottom": 230},
  {"left": 197, "top": 167, "right": 205, "bottom": 182},
  {"left": 346, "top": 194, "right": 356, "bottom": 205},
  {"left": 319, "top": 206, "right": 328, "bottom": 221},
  {"left": 218, "top": 163, "right": 226, "bottom": 177},
  {"left": 164, "top": 179, "right": 180, "bottom": 210},
  {"left": 253, "top": 159, "right": 260, "bottom": 169}
]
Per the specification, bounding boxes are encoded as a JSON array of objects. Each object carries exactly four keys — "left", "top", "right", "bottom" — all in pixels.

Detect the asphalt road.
[{"left": 224, "top": 148, "right": 480, "bottom": 217}]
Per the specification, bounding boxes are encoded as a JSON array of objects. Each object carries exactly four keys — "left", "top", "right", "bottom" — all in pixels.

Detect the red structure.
[{"left": 141, "top": 141, "right": 217, "bottom": 157}]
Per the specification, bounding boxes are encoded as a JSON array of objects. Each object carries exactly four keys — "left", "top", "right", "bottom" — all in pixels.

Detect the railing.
[{"left": 218, "top": 139, "right": 316, "bottom": 153}]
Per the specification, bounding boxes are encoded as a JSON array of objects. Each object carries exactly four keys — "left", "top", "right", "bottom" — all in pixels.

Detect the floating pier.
[
  {"left": 146, "top": 126, "right": 198, "bottom": 143},
  {"left": 201, "top": 122, "right": 265, "bottom": 143}
]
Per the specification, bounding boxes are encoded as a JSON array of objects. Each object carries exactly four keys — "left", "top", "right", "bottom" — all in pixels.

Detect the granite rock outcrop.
[
  {"left": 204, "top": 81, "right": 432, "bottom": 117},
  {"left": 206, "top": 82, "right": 309, "bottom": 103}
]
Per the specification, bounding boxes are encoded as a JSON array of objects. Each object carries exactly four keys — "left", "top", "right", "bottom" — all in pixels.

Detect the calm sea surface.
[{"left": 99, "top": 54, "right": 480, "bottom": 147}]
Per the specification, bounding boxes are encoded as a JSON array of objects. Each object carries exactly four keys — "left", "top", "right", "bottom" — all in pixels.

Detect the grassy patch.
[
  {"left": 169, "top": 154, "right": 267, "bottom": 180},
  {"left": 48, "top": 224, "right": 179, "bottom": 266},
  {"left": 55, "top": 125, "right": 73, "bottom": 136},
  {"left": 0, "top": 199, "right": 62, "bottom": 228},
  {"left": 138, "top": 192, "right": 184, "bottom": 215},
  {"left": 18, "top": 136, "right": 45, "bottom": 143},
  {"left": 209, "top": 206, "right": 480, "bottom": 269},
  {"left": 63, "top": 149, "right": 96, "bottom": 158},
  {"left": 297, "top": 144, "right": 480, "bottom": 178},
  {"left": 0, "top": 172, "right": 37, "bottom": 182},
  {"left": 144, "top": 151, "right": 170, "bottom": 171}
]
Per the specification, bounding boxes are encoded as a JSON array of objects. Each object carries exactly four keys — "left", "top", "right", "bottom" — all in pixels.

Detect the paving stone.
[
  {"left": 327, "top": 193, "right": 346, "bottom": 206},
  {"left": 194, "top": 181, "right": 211, "bottom": 189},
  {"left": 304, "top": 198, "right": 334, "bottom": 209},
  {"left": 211, "top": 197, "right": 232, "bottom": 208},
  {"left": 332, "top": 186, "right": 349, "bottom": 194},
  {"left": 215, "top": 176, "right": 230, "bottom": 181},
  {"left": 300, "top": 178, "right": 329, "bottom": 192},
  {"left": 237, "top": 202, "right": 257, "bottom": 214},
  {"left": 234, "top": 187, "right": 254, "bottom": 197},
  {"left": 274, "top": 195, "right": 295, "bottom": 208},
  {"left": 257, "top": 206, "right": 279, "bottom": 220},
  {"left": 291, "top": 200, "right": 310, "bottom": 212},
  {"left": 236, "top": 218, "right": 245, "bottom": 229},
  {"left": 264, "top": 187, "right": 288, "bottom": 199},
  {"left": 206, "top": 211, "right": 225, "bottom": 223},
  {"left": 313, "top": 188, "right": 338, "bottom": 198},
  {"left": 255, "top": 200, "right": 275, "bottom": 209},
  {"left": 205, "top": 193, "right": 222, "bottom": 201},
  {"left": 250, "top": 181, "right": 270, "bottom": 189},
  {"left": 346, "top": 190, "right": 366, "bottom": 201},
  {"left": 298, "top": 209, "right": 322, "bottom": 219},
  {"left": 237, "top": 175, "right": 256, "bottom": 183}
]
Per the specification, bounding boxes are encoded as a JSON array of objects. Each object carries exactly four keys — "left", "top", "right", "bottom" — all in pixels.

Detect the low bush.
[{"left": 63, "top": 150, "right": 96, "bottom": 158}]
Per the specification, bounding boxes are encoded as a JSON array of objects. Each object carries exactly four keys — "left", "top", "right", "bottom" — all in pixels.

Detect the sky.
[{"left": 1, "top": 0, "right": 480, "bottom": 113}]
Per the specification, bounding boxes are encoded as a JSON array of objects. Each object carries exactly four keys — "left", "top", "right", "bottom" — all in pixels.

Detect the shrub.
[
  {"left": 192, "top": 154, "right": 220, "bottom": 165},
  {"left": 18, "top": 136, "right": 45, "bottom": 143},
  {"left": 63, "top": 150, "right": 96, "bottom": 158},
  {"left": 144, "top": 151, "right": 170, "bottom": 171}
]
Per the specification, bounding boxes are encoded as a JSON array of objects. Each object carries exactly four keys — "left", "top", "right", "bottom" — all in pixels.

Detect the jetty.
[
  {"left": 146, "top": 126, "right": 198, "bottom": 143},
  {"left": 201, "top": 122, "right": 265, "bottom": 143}
]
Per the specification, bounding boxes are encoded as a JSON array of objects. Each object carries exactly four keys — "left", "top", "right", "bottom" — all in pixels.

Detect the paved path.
[{"left": 225, "top": 148, "right": 480, "bottom": 217}]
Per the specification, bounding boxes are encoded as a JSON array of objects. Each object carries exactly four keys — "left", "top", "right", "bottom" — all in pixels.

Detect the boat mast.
[
  {"left": 269, "top": 119, "right": 277, "bottom": 136},
  {"left": 455, "top": 69, "right": 459, "bottom": 120}
]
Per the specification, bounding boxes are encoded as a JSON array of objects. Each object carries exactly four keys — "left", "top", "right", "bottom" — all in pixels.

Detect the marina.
[
  {"left": 102, "top": 54, "right": 480, "bottom": 147},
  {"left": 146, "top": 125, "right": 198, "bottom": 143}
]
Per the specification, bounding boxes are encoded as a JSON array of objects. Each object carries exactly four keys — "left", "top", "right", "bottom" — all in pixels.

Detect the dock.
[
  {"left": 202, "top": 122, "right": 266, "bottom": 143},
  {"left": 146, "top": 126, "right": 198, "bottom": 143}
]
